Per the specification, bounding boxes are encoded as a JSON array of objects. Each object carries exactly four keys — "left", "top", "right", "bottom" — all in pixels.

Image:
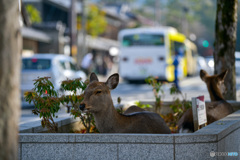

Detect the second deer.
[
  {"left": 79, "top": 73, "right": 171, "bottom": 134},
  {"left": 178, "top": 69, "right": 234, "bottom": 133}
]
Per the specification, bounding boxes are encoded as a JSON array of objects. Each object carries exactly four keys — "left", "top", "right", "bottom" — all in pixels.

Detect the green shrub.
[
  {"left": 25, "top": 77, "right": 60, "bottom": 133},
  {"left": 25, "top": 77, "right": 97, "bottom": 133},
  {"left": 145, "top": 76, "right": 165, "bottom": 112}
]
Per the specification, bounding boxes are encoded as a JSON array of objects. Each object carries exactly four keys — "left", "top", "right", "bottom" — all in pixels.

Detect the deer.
[
  {"left": 178, "top": 69, "right": 234, "bottom": 133},
  {"left": 79, "top": 73, "right": 171, "bottom": 134}
]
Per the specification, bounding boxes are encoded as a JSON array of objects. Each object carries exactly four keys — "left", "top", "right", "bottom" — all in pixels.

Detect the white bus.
[{"left": 118, "top": 27, "right": 189, "bottom": 82}]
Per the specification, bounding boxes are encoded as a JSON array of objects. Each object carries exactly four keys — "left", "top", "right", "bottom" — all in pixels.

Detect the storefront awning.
[{"left": 21, "top": 27, "right": 51, "bottom": 43}]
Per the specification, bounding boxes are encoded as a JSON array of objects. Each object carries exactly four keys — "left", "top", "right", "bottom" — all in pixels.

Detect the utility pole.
[
  {"left": 154, "top": 0, "right": 160, "bottom": 26},
  {"left": 69, "top": 0, "right": 77, "bottom": 57},
  {"left": 182, "top": 6, "right": 189, "bottom": 37},
  {"left": 77, "top": 0, "right": 87, "bottom": 69}
]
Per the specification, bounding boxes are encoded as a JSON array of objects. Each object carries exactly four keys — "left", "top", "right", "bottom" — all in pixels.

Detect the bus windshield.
[
  {"left": 172, "top": 41, "right": 185, "bottom": 56},
  {"left": 122, "top": 34, "right": 164, "bottom": 47}
]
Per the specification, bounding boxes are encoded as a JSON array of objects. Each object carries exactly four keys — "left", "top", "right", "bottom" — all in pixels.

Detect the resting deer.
[
  {"left": 178, "top": 69, "right": 234, "bottom": 133},
  {"left": 79, "top": 73, "right": 171, "bottom": 134}
]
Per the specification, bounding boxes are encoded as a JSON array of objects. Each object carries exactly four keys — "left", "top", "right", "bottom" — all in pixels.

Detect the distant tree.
[
  {"left": 214, "top": 0, "right": 238, "bottom": 100},
  {"left": 0, "top": 0, "right": 22, "bottom": 159},
  {"left": 77, "top": 4, "right": 107, "bottom": 37},
  {"left": 25, "top": 4, "right": 42, "bottom": 24},
  {"left": 134, "top": 0, "right": 217, "bottom": 48},
  {"left": 164, "top": 0, "right": 216, "bottom": 37}
]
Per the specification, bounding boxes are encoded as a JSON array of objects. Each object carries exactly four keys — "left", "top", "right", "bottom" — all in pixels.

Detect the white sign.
[
  {"left": 196, "top": 96, "right": 207, "bottom": 125},
  {"left": 192, "top": 95, "right": 207, "bottom": 131}
]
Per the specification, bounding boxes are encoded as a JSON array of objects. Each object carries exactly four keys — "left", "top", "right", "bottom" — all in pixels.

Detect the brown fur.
[
  {"left": 123, "top": 105, "right": 145, "bottom": 115},
  {"left": 178, "top": 69, "right": 234, "bottom": 133},
  {"left": 80, "top": 73, "right": 171, "bottom": 134}
]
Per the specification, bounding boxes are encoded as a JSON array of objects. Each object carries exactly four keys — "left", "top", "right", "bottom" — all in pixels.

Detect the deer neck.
[
  {"left": 92, "top": 100, "right": 126, "bottom": 133},
  {"left": 208, "top": 82, "right": 224, "bottom": 101}
]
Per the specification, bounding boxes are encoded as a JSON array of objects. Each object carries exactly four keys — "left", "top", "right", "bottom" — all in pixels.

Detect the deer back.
[{"left": 123, "top": 105, "right": 145, "bottom": 115}]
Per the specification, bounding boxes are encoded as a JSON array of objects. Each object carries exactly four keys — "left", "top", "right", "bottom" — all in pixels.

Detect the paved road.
[{"left": 111, "top": 76, "right": 211, "bottom": 105}]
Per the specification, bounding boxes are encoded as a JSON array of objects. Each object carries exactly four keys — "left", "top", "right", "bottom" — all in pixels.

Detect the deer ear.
[
  {"left": 90, "top": 72, "right": 99, "bottom": 82},
  {"left": 200, "top": 69, "right": 208, "bottom": 81},
  {"left": 105, "top": 73, "right": 119, "bottom": 90},
  {"left": 217, "top": 70, "right": 228, "bottom": 82}
]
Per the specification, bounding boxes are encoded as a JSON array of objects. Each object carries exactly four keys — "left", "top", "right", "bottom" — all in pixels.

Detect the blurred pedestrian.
[
  {"left": 81, "top": 53, "right": 93, "bottom": 76},
  {"left": 173, "top": 50, "right": 181, "bottom": 92}
]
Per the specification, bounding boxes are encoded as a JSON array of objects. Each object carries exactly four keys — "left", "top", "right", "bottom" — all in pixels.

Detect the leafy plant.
[
  {"left": 25, "top": 77, "right": 98, "bottom": 133},
  {"left": 115, "top": 97, "right": 124, "bottom": 114},
  {"left": 134, "top": 101, "right": 153, "bottom": 109},
  {"left": 144, "top": 76, "right": 192, "bottom": 133},
  {"left": 24, "top": 77, "right": 60, "bottom": 133},
  {"left": 145, "top": 76, "right": 165, "bottom": 112},
  {"left": 162, "top": 85, "right": 191, "bottom": 132},
  {"left": 60, "top": 78, "right": 98, "bottom": 133}
]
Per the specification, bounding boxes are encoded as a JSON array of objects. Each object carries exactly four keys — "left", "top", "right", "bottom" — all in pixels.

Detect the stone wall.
[{"left": 19, "top": 110, "right": 240, "bottom": 160}]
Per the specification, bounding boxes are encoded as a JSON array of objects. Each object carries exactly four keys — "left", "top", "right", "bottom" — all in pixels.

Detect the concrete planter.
[{"left": 19, "top": 102, "right": 240, "bottom": 160}]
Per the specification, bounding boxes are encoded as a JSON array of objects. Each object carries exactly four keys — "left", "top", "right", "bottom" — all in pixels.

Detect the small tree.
[
  {"left": 25, "top": 77, "right": 98, "bottom": 133},
  {"left": 60, "top": 78, "right": 97, "bottom": 133},
  {"left": 145, "top": 76, "right": 165, "bottom": 113},
  {"left": 77, "top": 4, "right": 107, "bottom": 37},
  {"left": 25, "top": 77, "right": 61, "bottom": 133}
]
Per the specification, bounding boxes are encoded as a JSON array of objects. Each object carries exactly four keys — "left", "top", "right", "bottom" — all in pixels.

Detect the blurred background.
[{"left": 19, "top": 0, "right": 240, "bottom": 108}]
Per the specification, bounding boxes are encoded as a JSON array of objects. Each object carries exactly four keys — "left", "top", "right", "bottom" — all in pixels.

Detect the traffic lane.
[
  {"left": 111, "top": 75, "right": 210, "bottom": 105},
  {"left": 111, "top": 75, "right": 240, "bottom": 105}
]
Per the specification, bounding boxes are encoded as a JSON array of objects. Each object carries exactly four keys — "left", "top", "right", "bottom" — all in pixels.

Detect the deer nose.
[{"left": 79, "top": 103, "right": 85, "bottom": 111}]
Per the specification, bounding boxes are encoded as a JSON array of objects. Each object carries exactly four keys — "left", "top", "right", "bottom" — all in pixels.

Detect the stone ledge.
[
  {"left": 19, "top": 110, "right": 240, "bottom": 160},
  {"left": 196, "top": 110, "right": 240, "bottom": 140},
  {"left": 19, "top": 117, "right": 80, "bottom": 133},
  {"left": 19, "top": 110, "right": 240, "bottom": 144}
]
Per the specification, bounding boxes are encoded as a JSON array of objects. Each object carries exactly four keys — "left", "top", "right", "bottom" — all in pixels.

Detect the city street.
[
  {"left": 111, "top": 76, "right": 210, "bottom": 105},
  {"left": 111, "top": 75, "right": 240, "bottom": 105}
]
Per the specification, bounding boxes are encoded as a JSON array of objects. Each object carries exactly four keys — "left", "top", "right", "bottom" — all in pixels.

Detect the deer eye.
[{"left": 95, "top": 90, "right": 102, "bottom": 95}]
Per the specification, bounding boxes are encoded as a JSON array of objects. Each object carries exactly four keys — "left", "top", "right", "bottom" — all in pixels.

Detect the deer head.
[
  {"left": 79, "top": 73, "right": 119, "bottom": 113},
  {"left": 200, "top": 69, "right": 228, "bottom": 101}
]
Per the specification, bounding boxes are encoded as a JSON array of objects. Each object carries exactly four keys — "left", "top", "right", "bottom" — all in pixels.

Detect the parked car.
[{"left": 21, "top": 54, "right": 86, "bottom": 106}]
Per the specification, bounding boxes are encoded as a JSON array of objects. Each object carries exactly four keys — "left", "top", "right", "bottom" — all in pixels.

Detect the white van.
[{"left": 21, "top": 54, "right": 86, "bottom": 106}]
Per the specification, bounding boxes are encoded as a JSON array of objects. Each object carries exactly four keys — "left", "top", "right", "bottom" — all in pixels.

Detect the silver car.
[{"left": 21, "top": 54, "right": 86, "bottom": 106}]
